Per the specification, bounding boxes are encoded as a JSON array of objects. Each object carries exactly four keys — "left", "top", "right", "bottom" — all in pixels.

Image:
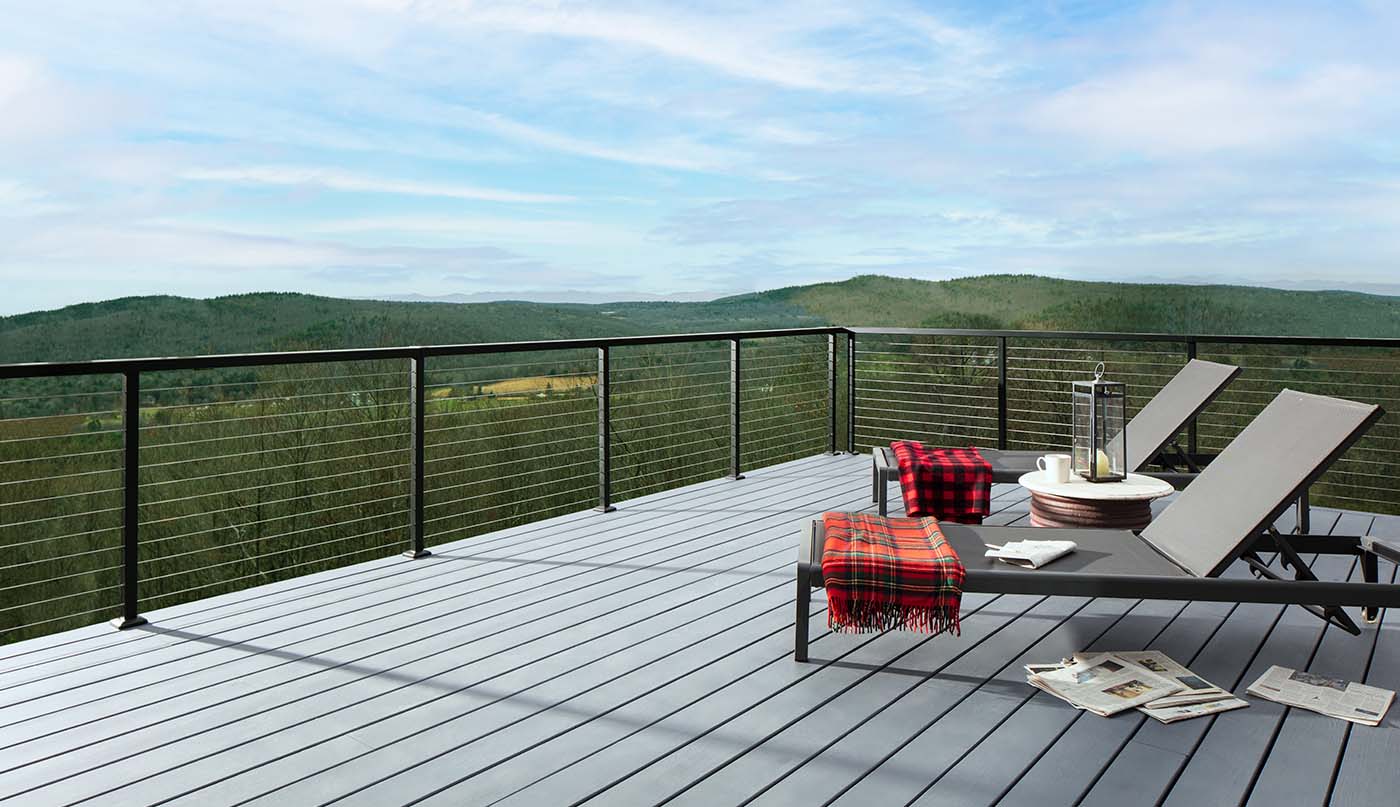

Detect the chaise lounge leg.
[
  {"left": 795, "top": 563, "right": 811, "bottom": 662},
  {"left": 1362, "top": 550, "right": 1381, "bottom": 624}
]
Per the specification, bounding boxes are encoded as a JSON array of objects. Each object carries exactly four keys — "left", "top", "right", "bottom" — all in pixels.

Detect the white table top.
[{"left": 1018, "top": 471, "right": 1175, "bottom": 501}]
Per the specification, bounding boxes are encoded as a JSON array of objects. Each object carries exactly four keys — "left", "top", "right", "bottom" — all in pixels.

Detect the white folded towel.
[{"left": 984, "top": 540, "right": 1077, "bottom": 569}]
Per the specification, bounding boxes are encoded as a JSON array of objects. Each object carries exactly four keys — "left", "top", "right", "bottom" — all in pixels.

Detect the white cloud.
[
  {"left": 1028, "top": 59, "right": 1385, "bottom": 155},
  {"left": 180, "top": 166, "right": 574, "bottom": 203},
  {"left": 0, "top": 54, "right": 123, "bottom": 144}
]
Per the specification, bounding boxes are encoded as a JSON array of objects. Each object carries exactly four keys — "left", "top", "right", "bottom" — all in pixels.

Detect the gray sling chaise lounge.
[
  {"left": 871, "top": 358, "right": 1242, "bottom": 515},
  {"left": 800, "top": 389, "right": 1396, "bottom": 661}
]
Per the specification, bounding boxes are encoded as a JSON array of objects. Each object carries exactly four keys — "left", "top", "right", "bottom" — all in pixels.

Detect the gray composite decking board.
[
  {"left": 1057, "top": 519, "right": 1373, "bottom": 806},
  {"left": 667, "top": 594, "right": 1090, "bottom": 807},
  {"left": 1329, "top": 514, "right": 1400, "bottom": 807},
  {"left": 2, "top": 471, "right": 877, "bottom": 803},
  {"left": 1155, "top": 553, "right": 1361, "bottom": 807},
  {"left": 0, "top": 466, "right": 855, "bottom": 740},
  {"left": 1245, "top": 515, "right": 1394, "bottom": 807},
  {"left": 759, "top": 595, "right": 1153, "bottom": 807},
  {"left": 562, "top": 593, "right": 1018, "bottom": 807},
  {"left": 476, "top": 600, "right": 989, "bottom": 807},
  {"left": 0, "top": 455, "right": 788, "bottom": 675},
  {"left": 0, "top": 462, "right": 851, "bottom": 778},
  {"left": 909, "top": 597, "right": 1234, "bottom": 807},
  {"left": 917, "top": 554, "right": 1283, "bottom": 807},
  {"left": 151, "top": 575, "right": 816, "bottom": 807},
  {"left": 0, "top": 476, "right": 762, "bottom": 706},
  {"left": 378, "top": 593, "right": 1049, "bottom": 807},
  {"left": 911, "top": 596, "right": 1233, "bottom": 807},
  {"left": 0, "top": 459, "right": 851, "bottom": 739},
  {"left": 1, "top": 455, "right": 838, "bottom": 698},
  {"left": 995, "top": 542, "right": 1356, "bottom": 807},
  {"left": 929, "top": 509, "right": 1321, "bottom": 807},
  {"left": 0, "top": 452, "right": 1394, "bottom": 807},
  {"left": 162, "top": 483, "right": 889, "bottom": 807},
  {"left": 0, "top": 459, "right": 715, "bottom": 669}
]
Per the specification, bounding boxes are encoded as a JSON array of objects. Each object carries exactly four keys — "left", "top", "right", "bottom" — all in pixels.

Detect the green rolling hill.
[{"left": 2, "top": 274, "right": 1396, "bottom": 365}]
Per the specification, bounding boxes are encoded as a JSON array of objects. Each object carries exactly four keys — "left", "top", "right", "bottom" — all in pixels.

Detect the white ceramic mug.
[{"left": 1037, "top": 453, "right": 1071, "bottom": 483}]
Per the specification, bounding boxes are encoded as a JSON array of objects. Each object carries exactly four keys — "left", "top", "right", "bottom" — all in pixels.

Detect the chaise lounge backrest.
[
  {"left": 1125, "top": 359, "right": 1242, "bottom": 470},
  {"left": 1139, "top": 389, "right": 1383, "bottom": 578}
]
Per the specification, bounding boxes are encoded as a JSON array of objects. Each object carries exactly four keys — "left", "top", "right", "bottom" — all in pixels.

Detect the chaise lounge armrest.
[{"left": 1362, "top": 535, "right": 1400, "bottom": 565}]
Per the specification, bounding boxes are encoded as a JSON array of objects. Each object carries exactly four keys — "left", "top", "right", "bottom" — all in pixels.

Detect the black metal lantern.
[{"left": 1071, "top": 362, "right": 1127, "bottom": 483}]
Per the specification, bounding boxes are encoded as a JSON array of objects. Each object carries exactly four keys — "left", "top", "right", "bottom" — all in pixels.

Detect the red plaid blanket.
[
  {"left": 821, "top": 512, "right": 964, "bottom": 635},
  {"left": 890, "top": 441, "right": 992, "bottom": 524}
]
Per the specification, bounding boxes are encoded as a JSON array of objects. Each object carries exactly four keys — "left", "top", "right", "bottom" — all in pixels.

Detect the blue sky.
[{"left": 2, "top": 1, "right": 1398, "bottom": 314}]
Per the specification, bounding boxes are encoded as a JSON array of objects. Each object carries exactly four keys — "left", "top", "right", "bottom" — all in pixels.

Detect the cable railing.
[{"left": 1, "top": 325, "right": 1397, "bottom": 645}]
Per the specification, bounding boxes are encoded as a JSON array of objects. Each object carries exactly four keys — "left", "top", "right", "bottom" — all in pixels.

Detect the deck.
[{"left": 1, "top": 452, "right": 1397, "bottom": 807}]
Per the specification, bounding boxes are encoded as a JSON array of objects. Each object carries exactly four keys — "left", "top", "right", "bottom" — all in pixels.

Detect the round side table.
[{"left": 1017, "top": 471, "right": 1174, "bottom": 530}]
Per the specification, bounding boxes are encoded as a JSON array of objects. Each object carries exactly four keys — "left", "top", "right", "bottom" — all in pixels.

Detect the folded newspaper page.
[
  {"left": 1028, "top": 653, "right": 1183, "bottom": 716},
  {"left": 1141, "top": 697, "right": 1250, "bottom": 724},
  {"left": 984, "top": 540, "right": 1077, "bottom": 569},
  {"left": 1246, "top": 665, "right": 1395, "bottom": 726},
  {"left": 1079, "top": 650, "right": 1233, "bottom": 708}
]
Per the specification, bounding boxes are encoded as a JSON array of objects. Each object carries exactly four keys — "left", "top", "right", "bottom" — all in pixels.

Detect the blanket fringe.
[{"left": 826, "top": 592, "right": 961, "bottom": 636}]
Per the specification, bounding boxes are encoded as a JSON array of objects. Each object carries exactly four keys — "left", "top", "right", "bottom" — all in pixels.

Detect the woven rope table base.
[{"left": 1028, "top": 491, "right": 1154, "bottom": 530}]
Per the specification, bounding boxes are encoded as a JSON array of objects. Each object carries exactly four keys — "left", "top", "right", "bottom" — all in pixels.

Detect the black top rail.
[
  {"left": 845, "top": 326, "right": 1400, "bottom": 349},
  {"left": 0, "top": 326, "right": 846, "bottom": 379},
  {"left": 4, "top": 325, "right": 1398, "bottom": 380}
]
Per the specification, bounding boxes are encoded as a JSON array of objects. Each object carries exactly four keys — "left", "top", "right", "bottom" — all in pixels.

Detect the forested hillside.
[
  {"left": 3, "top": 274, "right": 1396, "bottom": 366},
  {"left": 750, "top": 275, "right": 1400, "bottom": 337}
]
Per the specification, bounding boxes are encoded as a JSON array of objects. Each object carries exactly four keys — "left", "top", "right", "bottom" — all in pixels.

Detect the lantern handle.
[{"left": 1093, "top": 361, "right": 1105, "bottom": 381}]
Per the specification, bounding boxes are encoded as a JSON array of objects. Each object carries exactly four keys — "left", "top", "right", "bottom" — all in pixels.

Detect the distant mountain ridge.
[{"left": 3, "top": 274, "right": 1397, "bottom": 365}]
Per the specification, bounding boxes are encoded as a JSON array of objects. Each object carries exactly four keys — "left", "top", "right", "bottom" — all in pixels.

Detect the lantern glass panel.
[
  {"left": 1072, "top": 385, "right": 1093, "bottom": 477},
  {"left": 1095, "top": 385, "right": 1127, "bottom": 481}
]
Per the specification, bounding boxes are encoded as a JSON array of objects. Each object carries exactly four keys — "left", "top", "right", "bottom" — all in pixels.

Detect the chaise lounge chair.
[
  {"left": 799, "top": 389, "right": 1396, "bottom": 661},
  {"left": 871, "top": 358, "right": 1242, "bottom": 515}
]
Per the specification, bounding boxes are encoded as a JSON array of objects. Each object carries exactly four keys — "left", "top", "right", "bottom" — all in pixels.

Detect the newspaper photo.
[
  {"left": 1086, "top": 650, "right": 1234, "bottom": 708},
  {"left": 1247, "top": 665, "right": 1395, "bottom": 726},
  {"left": 1029, "top": 652, "right": 1183, "bottom": 716}
]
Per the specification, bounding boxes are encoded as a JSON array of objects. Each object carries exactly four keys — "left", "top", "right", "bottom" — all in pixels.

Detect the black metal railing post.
[
  {"left": 596, "top": 345, "right": 615, "bottom": 511},
  {"left": 112, "top": 369, "right": 147, "bottom": 630},
  {"left": 827, "top": 333, "right": 838, "bottom": 454},
  {"left": 404, "top": 353, "right": 430, "bottom": 558},
  {"left": 1186, "top": 338, "right": 1199, "bottom": 456},
  {"left": 846, "top": 332, "right": 856, "bottom": 454},
  {"left": 997, "top": 336, "right": 1008, "bottom": 450},
  {"left": 729, "top": 338, "right": 744, "bottom": 480}
]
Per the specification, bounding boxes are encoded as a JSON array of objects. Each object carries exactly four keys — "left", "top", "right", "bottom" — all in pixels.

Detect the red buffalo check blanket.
[
  {"left": 821, "top": 512, "right": 964, "bottom": 635},
  {"left": 890, "top": 441, "right": 992, "bottom": 524}
]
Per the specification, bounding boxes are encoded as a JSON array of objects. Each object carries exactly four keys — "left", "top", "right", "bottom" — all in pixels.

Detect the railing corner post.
[
  {"left": 112, "top": 368, "right": 147, "bottom": 630},
  {"left": 728, "top": 337, "right": 744, "bottom": 480},
  {"left": 596, "top": 345, "right": 616, "bottom": 512},
  {"left": 827, "top": 332, "right": 838, "bottom": 455},
  {"left": 1186, "top": 338, "right": 1199, "bottom": 457},
  {"left": 997, "top": 336, "right": 1008, "bottom": 451},
  {"left": 403, "top": 352, "right": 431, "bottom": 558},
  {"left": 846, "top": 332, "right": 857, "bottom": 454}
]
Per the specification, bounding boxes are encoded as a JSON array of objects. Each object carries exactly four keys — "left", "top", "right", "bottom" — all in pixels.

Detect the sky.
[{"left": 2, "top": 0, "right": 1399, "bottom": 314}]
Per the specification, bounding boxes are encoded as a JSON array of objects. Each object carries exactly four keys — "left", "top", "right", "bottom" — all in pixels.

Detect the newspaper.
[
  {"left": 984, "top": 540, "right": 1077, "bottom": 569},
  {"left": 1246, "top": 665, "right": 1395, "bottom": 726},
  {"left": 1027, "top": 652, "right": 1183, "bottom": 716},
  {"left": 1078, "top": 650, "right": 1232, "bottom": 708},
  {"left": 1141, "top": 697, "right": 1250, "bottom": 724},
  {"left": 1027, "top": 650, "right": 1246, "bottom": 722}
]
